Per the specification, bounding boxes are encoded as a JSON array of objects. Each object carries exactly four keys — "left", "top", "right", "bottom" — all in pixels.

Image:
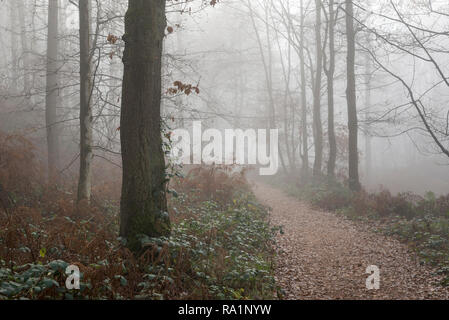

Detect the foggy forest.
[{"left": 1, "top": 0, "right": 449, "bottom": 302}]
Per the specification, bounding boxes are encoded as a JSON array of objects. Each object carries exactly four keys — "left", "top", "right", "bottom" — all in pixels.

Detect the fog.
[
  {"left": 0, "top": 0, "right": 448, "bottom": 194},
  {"left": 2, "top": 0, "right": 449, "bottom": 302}
]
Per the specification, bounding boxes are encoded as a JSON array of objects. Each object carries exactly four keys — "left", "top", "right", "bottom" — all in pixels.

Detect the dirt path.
[{"left": 252, "top": 182, "right": 449, "bottom": 300}]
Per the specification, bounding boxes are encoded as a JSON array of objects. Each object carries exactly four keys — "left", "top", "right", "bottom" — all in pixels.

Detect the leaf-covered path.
[{"left": 252, "top": 183, "right": 449, "bottom": 300}]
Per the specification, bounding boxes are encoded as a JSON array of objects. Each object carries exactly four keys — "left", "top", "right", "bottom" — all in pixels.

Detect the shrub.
[
  {"left": 0, "top": 132, "right": 41, "bottom": 205},
  {"left": 416, "top": 192, "right": 449, "bottom": 218},
  {"left": 170, "top": 165, "right": 250, "bottom": 208},
  {"left": 296, "top": 181, "right": 353, "bottom": 211},
  {"left": 0, "top": 138, "right": 277, "bottom": 300}
]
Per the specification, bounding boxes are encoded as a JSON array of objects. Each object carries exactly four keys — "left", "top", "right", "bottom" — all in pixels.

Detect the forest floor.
[{"left": 252, "top": 182, "right": 449, "bottom": 300}]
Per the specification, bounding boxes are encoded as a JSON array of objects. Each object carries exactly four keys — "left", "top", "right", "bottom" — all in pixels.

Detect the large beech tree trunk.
[
  {"left": 345, "top": 0, "right": 361, "bottom": 191},
  {"left": 119, "top": 0, "right": 170, "bottom": 250},
  {"left": 77, "top": 0, "right": 93, "bottom": 202}
]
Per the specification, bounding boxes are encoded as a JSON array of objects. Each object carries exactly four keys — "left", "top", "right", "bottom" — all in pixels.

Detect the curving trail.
[{"left": 252, "top": 182, "right": 449, "bottom": 300}]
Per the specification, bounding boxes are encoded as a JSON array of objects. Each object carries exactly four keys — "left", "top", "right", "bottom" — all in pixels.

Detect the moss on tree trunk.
[{"left": 120, "top": 0, "right": 170, "bottom": 251}]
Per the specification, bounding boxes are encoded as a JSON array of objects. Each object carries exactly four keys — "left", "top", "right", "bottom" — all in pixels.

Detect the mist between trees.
[
  {"left": 0, "top": 0, "right": 448, "bottom": 254},
  {"left": 1, "top": 0, "right": 448, "bottom": 197}
]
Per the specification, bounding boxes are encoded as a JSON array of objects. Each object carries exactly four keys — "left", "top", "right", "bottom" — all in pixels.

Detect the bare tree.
[
  {"left": 355, "top": 1, "right": 449, "bottom": 160},
  {"left": 8, "top": 1, "right": 19, "bottom": 93},
  {"left": 345, "top": 0, "right": 361, "bottom": 191},
  {"left": 363, "top": 33, "right": 372, "bottom": 183},
  {"left": 77, "top": 0, "right": 93, "bottom": 202},
  {"left": 312, "top": 0, "right": 324, "bottom": 179},
  {"left": 246, "top": 0, "right": 288, "bottom": 174},
  {"left": 45, "top": 0, "right": 60, "bottom": 180},
  {"left": 299, "top": 0, "right": 309, "bottom": 182},
  {"left": 17, "top": 0, "right": 31, "bottom": 94},
  {"left": 323, "top": 0, "right": 337, "bottom": 180}
]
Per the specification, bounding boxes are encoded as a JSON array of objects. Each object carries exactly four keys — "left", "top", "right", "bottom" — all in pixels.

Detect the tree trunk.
[
  {"left": 326, "top": 0, "right": 337, "bottom": 180},
  {"left": 247, "top": 0, "right": 288, "bottom": 175},
  {"left": 77, "top": 0, "right": 93, "bottom": 202},
  {"left": 312, "top": 0, "right": 323, "bottom": 179},
  {"left": 17, "top": 0, "right": 31, "bottom": 94},
  {"left": 9, "top": 1, "right": 19, "bottom": 94},
  {"left": 345, "top": 0, "right": 361, "bottom": 191},
  {"left": 299, "top": 0, "right": 309, "bottom": 182},
  {"left": 45, "top": 0, "right": 60, "bottom": 181},
  {"left": 120, "top": 0, "right": 170, "bottom": 250},
  {"left": 364, "top": 33, "right": 372, "bottom": 184}
]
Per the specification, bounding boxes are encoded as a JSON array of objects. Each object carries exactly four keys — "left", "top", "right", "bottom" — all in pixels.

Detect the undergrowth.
[{"left": 0, "top": 132, "right": 278, "bottom": 300}]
